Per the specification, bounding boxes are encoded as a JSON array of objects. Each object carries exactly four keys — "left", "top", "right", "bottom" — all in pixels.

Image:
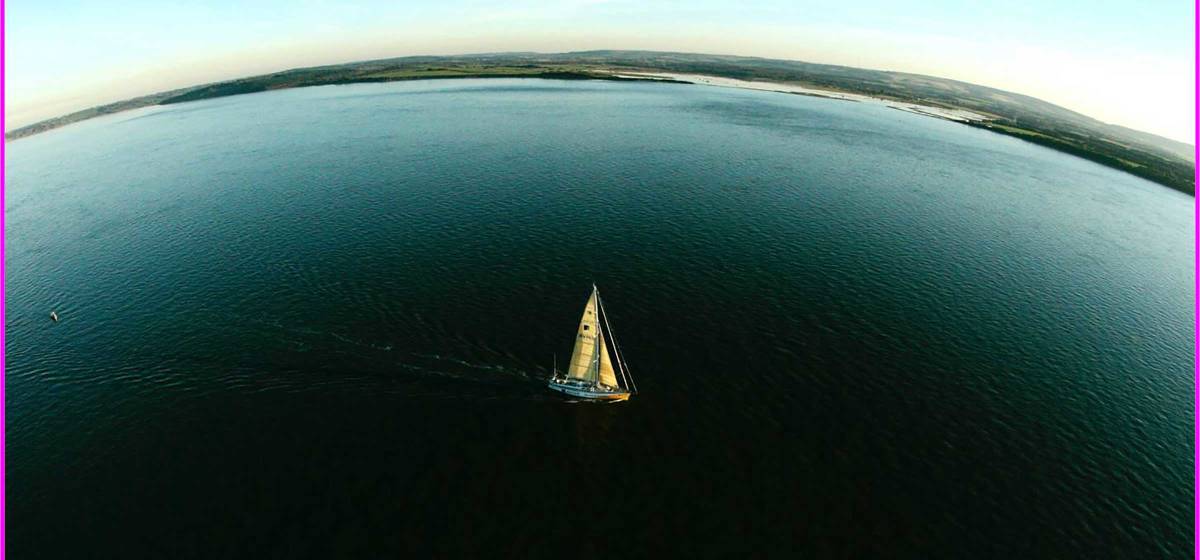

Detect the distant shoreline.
[
  {"left": 3, "top": 70, "right": 675, "bottom": 142},
  {"left": 7, "top": 51, "right": 1192, "bottom": 195},
  {"left": 611, "top": 71, "right": 993, "bottom": 124}
]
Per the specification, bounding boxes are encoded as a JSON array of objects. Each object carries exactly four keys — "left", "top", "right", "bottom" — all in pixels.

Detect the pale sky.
[{"left": 5, "top": 0, "right": 1195, "bottom": 143}]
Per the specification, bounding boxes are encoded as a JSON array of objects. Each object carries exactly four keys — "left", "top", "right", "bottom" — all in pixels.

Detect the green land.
[{"left": 7, "top": 51, "right": 1193, "bottom": 195}]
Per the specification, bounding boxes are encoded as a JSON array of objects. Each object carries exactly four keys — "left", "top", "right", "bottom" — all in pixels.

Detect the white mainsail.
[
  {"left": 565, "top": 286, "right": 622, "bottom": 388},
  {"left": 566, "top": 288, "right": 602, "bottom": 382}
]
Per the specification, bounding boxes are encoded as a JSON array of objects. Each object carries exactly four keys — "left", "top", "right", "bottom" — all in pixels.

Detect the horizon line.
[{"left": 6, "top": 48, "right": 1193, "bottom": 149}]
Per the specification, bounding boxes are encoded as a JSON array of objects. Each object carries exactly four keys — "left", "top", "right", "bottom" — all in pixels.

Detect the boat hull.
[{"left": 548, "top": 378, "right": 631, "bottom": 401}]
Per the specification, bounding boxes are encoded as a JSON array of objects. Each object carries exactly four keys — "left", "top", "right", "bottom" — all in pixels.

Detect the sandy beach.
[{"left": 612, "top": 71, "right": 992, "bottom": 124}]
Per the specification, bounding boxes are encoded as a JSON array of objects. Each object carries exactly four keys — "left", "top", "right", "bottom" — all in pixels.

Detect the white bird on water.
[{"left": 50, "top": 310, "right": 59, "bottom": 322}]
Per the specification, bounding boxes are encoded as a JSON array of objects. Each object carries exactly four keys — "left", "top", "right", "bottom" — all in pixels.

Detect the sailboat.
[{"left": 548, "top": 284, "right": 637, "bottom": 401}]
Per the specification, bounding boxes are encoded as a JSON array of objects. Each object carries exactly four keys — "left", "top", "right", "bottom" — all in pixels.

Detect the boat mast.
[{"left": 590, "top": 284, "right": 602, "bottom": 385}]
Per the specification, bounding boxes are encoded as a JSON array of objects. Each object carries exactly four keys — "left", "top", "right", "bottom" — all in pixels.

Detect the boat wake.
[{"left": 237, "top": 314, "right": 552, "bottom": 397}]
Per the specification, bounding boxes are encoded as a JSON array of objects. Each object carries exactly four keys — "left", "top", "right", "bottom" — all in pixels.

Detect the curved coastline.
[{"left": 6, "top": 51, "right": 1192, "bottom": 195}]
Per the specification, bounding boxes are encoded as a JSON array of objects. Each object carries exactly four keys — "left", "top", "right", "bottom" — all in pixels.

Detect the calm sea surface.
[{"left": 6, "top": 79, "right": 1194, "bottom": 557}]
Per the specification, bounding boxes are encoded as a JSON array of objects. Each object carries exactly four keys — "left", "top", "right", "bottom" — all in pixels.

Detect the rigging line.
[
  {"left": 600, "top": 296, "right": 638, "bottom": 393},
  {"left": 605, "top": 298, "right": 632, "bottom": 392},
  {"left": 599, "top": 293, "right": 637, "bottom": 394}
]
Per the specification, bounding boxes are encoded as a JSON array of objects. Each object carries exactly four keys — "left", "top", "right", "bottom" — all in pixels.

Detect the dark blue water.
[{"left": 6, "top": 79, "right": 1193, "bottom": 557}]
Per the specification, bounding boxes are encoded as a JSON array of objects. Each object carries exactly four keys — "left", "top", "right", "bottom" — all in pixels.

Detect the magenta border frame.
[
  {"left": 0, "top": 4, "right": 1194, "bottom": 557},
  {"left": 3, "top": 0, "right": 8, "bottom": 554}
]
